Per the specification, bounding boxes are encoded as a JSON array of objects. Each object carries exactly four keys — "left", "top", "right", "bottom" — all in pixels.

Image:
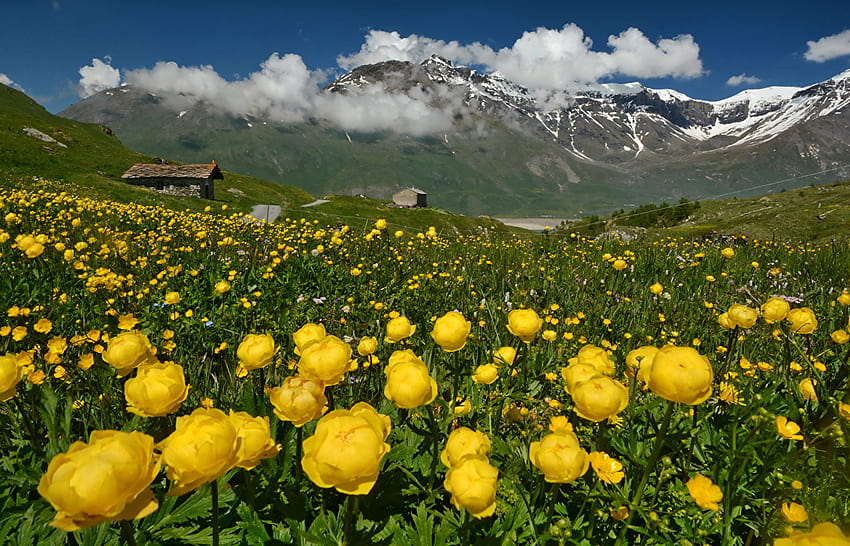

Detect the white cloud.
[
  {"left": 805, "top": 29, "right": 850, "bottom": 62},
  {"left": 0, "top": 73, "right": 25, "bottom": 91},
  {"left": 339, "top": 25, "right": 704, "bottom": 96},
  {"left": 124, "top": 53, "right": 452, "bottom": 135},
  {"left": 726, "top": 73, "right": 762, "bottom": 86},
  {"left": 78, "top": 57, "right": 121, "bottom": 98}
]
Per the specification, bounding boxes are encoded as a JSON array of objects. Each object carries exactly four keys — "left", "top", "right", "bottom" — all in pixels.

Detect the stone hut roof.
[{"left": 122, "top": 161, "right": 224, "bottom": 180}]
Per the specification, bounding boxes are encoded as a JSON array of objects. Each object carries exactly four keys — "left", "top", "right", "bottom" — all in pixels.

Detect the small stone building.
[
  {"left": 121, "top": 161, "right": 223, "bottom": 199},
  {"left": 392, "top": 188, "right": 427, "bottom": 208}
]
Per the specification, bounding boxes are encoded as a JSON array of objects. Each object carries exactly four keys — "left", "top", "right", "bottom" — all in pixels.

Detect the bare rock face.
[{"left": 23, "top": 127, "right": 67, "bottom": 148}]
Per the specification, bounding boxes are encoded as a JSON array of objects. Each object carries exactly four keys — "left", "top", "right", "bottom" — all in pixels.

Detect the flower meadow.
[{"left": 1, "top": 183, "right": 850, "bottom": 545}]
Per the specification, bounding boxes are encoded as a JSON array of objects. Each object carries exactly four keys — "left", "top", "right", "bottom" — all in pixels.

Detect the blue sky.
[{"left": 1, "top": 0, "right": 849, "bottom": 114}]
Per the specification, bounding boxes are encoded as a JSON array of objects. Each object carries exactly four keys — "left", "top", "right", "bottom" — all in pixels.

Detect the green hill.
[{"left": 0, "top": 83, "right": 520, "bottom": 235}]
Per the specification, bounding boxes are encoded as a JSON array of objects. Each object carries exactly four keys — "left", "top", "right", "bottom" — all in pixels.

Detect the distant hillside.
[{"left": 0, "top": 83, "right": 521, "bottom": 235}]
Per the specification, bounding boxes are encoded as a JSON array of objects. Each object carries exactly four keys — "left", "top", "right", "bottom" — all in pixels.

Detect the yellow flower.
[
  {"left": 236, "top": 334, "right": 276, "bottom": 371},
  {"left": 292, "top": 323, "right": 327, "bottom": 355},
  {"left": 831, "top": 330, "right": 850, "bottom": 344},
  {"left": 548, "top": 416, "right": 574, "bottom": 433},
  {"left": 117, "top": 314, "right": 139, "bottom": 330},
  {"left": 721, "top": 247, "right": 735, "bottom": 258},
  {"left": 787, "top": 307, "right": 817, "bottom": 334},
  {"left": 441, "top": 427, "right": 492, "bottom": 468},
  {"left": 645, "top": 346, "right": 713, "bottom": 405},
  {"left": 492, "top": 346, "right": 517, "bottom": 366},
  {"left": 839, "top": 403, "right": 850, "bottom": 420},
  {"left": 571, "top": 344, "right": 615, "bottom": 375},
  {"left": 374, "top": 218, "right": 387, "bottom": 230},
  {"left": 506, "top": 309, "right": 543, "bottom": 343},
  {"left": 570, "top": 376, "right": 629, "bottom": 422},
  {"left": 649, "top": 282, "right": 663, "bottom": 295},
  {"left": 781, "top": 502, "right": 809, "bottom": 523},
  {"left": 384, "top": 350, "right": 438, "bottom": 408},
  {"left": 610, "top": 506, "right": 630, "bottom": 521},
  {"left": 727, "top": 304, "right": 758, "bottom": 329},
  {"left": 686, "top": 474, "right": 723, "bottom": 510},
  {"left": 430, "top": 311, "right": 471, "bottom": 352},
  {"left": 444, "top": 454, "right": 499, "bottom": 519},
  {"left": 454, "top": 398, "right": 472, "bottom": 416},
  {"left": 588, "top": 451, "right": 625, "bottom": 484},
  {"left": 0, "top": 353, "right": 23, "bottom": 401},
  {"left": 717, "top": 312, "right": 735, "bottom": 330},
  {"left": 124, "top": 361, "right": 190, "bottom": 417},
  {"left": 11, "top": 326, "right": 27, "bottom": 341},
  {"left": 214, "top": 280, "right": 231, "bottom": 294},
  {"left": 776, "top": 416, "right": 804, "bottom": 441},
  {"left": 297, "top": 335, "right": 352, "bottom": 386},
  {"left": 385, "top": 316, "right": 416, "bottom": 343},
  {"left": 158, "top": 408, "right": 240, "bottom": 496},
  {"left": 542, "top": 329, "right": 557, "bottom": 341},
  {"left": 774, "top": 522, "right": 850, "bottom": 546},
  {"left": 34, "top": 318, "right": 53, "bottom": 334},
  {"left": 472, "top": 363, "right": 499, "bottom": 385},
  {"left": 357, "top": 336, "right": 378, "bottom": 356},
  {"left": 612, "top": 259, "right": 627, "bottom": 271},
  {"left": 164, "top": 291, "right": 181, "bottom": 305},
  {"left": 560, "top": 362, "right": 600, "bottom": 394},
  {"left": 38, "top": 430, "right": 160, "bottom": 531},
  {"left": 762, "top": 297, "right": 790, "bottom": 322},
  {"left": 102, "top": 331, "right": 157, "bottom": 377},
  {"left": 228, "top": 411, "right": 281, "bottom": 470},
  {"left": 268, "top": 375, "right": 327, "bottom": 427},
  {"left": 76, "top": 353, "right": 95, "bottom": 370},
  {"left": 301, "top": 402, "right": 391, "bottom": 495},
  {"left": 529, "top": 428, "right": 589, "bottom": 484},
  {"left": 626, "top": 346, "right": 658, "bottom": 381},
  {"left": 799, "top": 378, "right": 818, "bottom": 402}
]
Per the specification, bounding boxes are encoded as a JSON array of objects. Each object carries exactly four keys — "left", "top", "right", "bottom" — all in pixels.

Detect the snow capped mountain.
[
  {"left": 58, "top": 57, "right": 850, "bottom": 217},
  {"left": 326, "top": 55, "right": 850, "bottom": 163}
]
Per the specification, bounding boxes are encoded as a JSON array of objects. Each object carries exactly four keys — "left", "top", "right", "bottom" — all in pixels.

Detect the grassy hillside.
[
  {"left": 0, "top": 84, "right": 523, "bottom": 235},
  {"left": 559, "top": 179, "right": 850, "bottom": 243}
]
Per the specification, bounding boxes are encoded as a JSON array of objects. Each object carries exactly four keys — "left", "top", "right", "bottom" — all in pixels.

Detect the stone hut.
[
  {"left": 392, "top": 188, "right": 427, "bottom": 208},
  {"left": 121, "top": 161, "right": 223, "bottom": 199}
]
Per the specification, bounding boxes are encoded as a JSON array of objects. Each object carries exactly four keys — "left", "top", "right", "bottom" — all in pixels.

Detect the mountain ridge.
[{"left": 59, "top": 57, "right": 850, "bottom": 217}]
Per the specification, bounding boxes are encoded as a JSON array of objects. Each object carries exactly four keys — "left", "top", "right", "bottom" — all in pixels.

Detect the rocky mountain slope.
[{"left": 60, "top": 57, "right": 850, "bottom": 217}]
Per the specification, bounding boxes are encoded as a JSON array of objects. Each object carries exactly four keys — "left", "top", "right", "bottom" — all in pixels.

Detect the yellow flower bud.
[
  {"left": 649, "top": 283, "right": 663, "bottom": 295},
  {"left": 124, "top": 361, "right": 190, "bottom": 417},
  {"left": 646, "top": 346, "right": 713, "bottom": 405},
  {"left": 385, "top": 316, "right": 416, "bottom": 343},
  {"left": 441, "top": 427, "right": 491, "bottom": 467},
  {"left": 781, "top": 502, "right": 809, "bottom": 523},
  {"left": 727, "top": 303, "right": 758, "bottom": 329},
  {"left": 430, "top": 311, "right": 471, "bottom": 352},
  {"left": 472, "top": 363, "right": 499, "bottom": 385},
  {"left": 102, "top": 331, "right": 156, "bottom": 377},
  {"left": 492, "top": 346, "right": 517, "bottom": 366},
  {"left": 269, "top": 375, "right": 328, "bottom": 427},
  {"left": 292, "top": 323, "right": 326, "bottom": 355},
  {"left": 529, "top": 428, "right": 589, "bottom": 483},
  {"left": 228, "top": 411, "right": 280, "bottom": 470},
  {"left": 787, "top": 307, "right": 817, "bottom": 334},
  {"left": 236, "top": 334, "right": 275, "bottom": 371},
  {"left": 444, "top": 454, "right": 499, "bottom": 518},
  {"left": 573, "top": 344, "right": 615, "bottom": 375},
  {"left": 506, "top": 309, "right": 543, "bottom": 343},
  {"left": 0, "top": 353, "right": 23, "bottom": 402},
  {"left": 357, "top": 336, "right": 378, "bottom": 356},
  {"left": 384, "top": 350, "right": 438, "bottom": 408},
  {"left": 297, "top": 335, "right": 352, "bottom": 386},
  {"left": 570, "top": 376, "right": 629, "bottom": 422},
  {"left": 761, "top": 297, "right": 790, "bottom": 322},
  {"left": 560, "top": 362, "right": 599, "bottom": 394},
  {"left": 626, "top": 345, "right": 658, "bottom": 381},
  {"left": 158, "top": 408, "right": 240, "bottom": 496}
]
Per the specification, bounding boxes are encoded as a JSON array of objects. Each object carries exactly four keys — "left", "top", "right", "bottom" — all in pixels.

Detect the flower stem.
[
  {"left": 615, "top": 400, "right": 676, "bottom": 546},
  {"left": 119, "top": 520, "right": 138, "bottom": 546},
  {"left": 426, "top": 404, "right": 440, "bottom": 493},
  {"left": 344, "top": 495, "right": 358, "bottom": 545},
  {"left": 295, "top": 426, "right": 303, "bottom": 490},
  {"left": 211, "top": 478, "right": 220, "bottom": 546}
]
